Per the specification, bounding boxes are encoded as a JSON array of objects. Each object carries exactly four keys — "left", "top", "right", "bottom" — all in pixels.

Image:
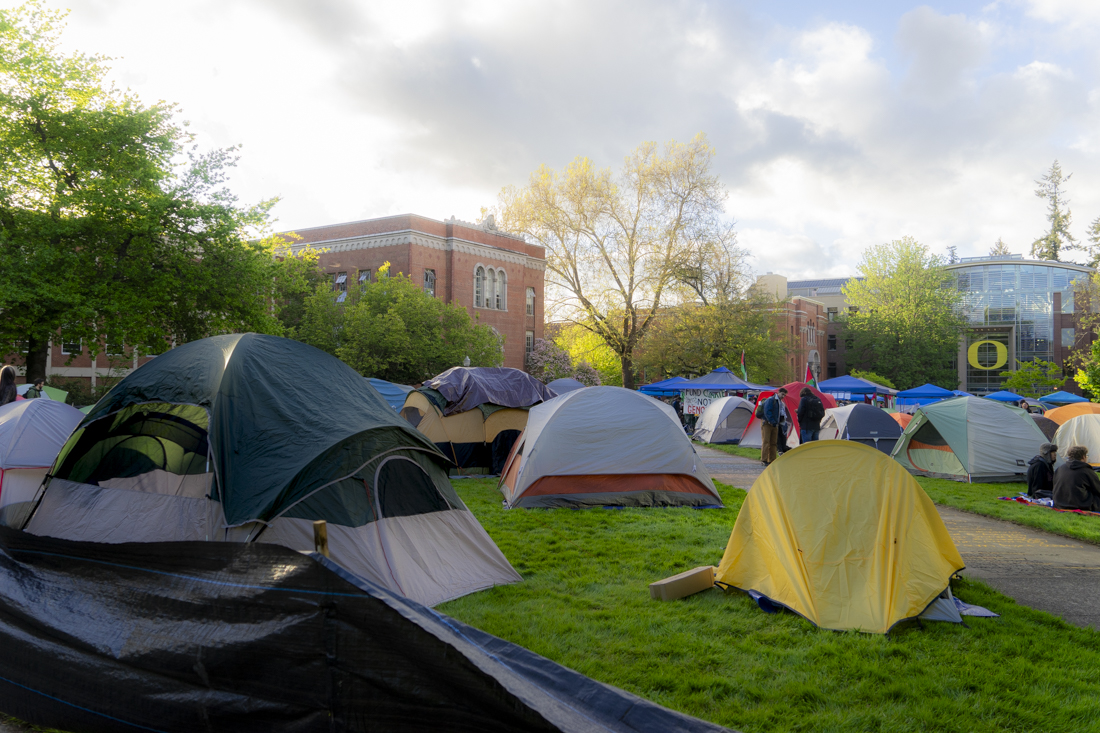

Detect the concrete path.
[
  {"left": 936, "top": 506, "right": 1100, "bottom": 630},
  {"left": 695, "top": 445, "right": 1100, "bottom": 631},
  {"left": 694, "top": 445, "right": 765, "bottom": 490}
]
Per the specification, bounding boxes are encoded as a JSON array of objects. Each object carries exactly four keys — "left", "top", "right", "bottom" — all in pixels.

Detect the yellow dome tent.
[{"left": 715, "top": 441, "right": 965, "bottom": 634}]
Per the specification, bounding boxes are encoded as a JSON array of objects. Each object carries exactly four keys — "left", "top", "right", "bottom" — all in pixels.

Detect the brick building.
[
  {"left": 755, "top": 274, "right": 828, "bottom": 384},
  {"left": 285, "top": 214, "right": 546, "bottom": 371}
]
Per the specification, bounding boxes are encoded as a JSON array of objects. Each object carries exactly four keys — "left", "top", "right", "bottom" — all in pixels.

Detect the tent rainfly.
[
  {"left": 818, "top": 404, "right": 903, "bottom": 454},
  {"left": 739, "top": 382, "right": 839, "bottom": 450},
  {"left": 546, "top": 377, "right": 586, "bottom": 394},
  {"left": 0, "top": 399, "right": 84, "bottom": 528},
  {"left": 499, "top": 387, "right": 722, "bottom": 509},
  {"left": 23, "top": 334, "right": 521, "bottom": 607},
  {"left": 1032, "top": 415, "right": 1058, "bottom": 441},
  {"left": 1044, "top": 402, "right": 1100, "bottom": 425},
  {"left": 715, "top": 441, "right": 966, "bottom": 633},
  {"left": 890, "top": 396, "right": 1045, "bottom": 482},
  {"left": 692, "top": 396, "right": 754, "bottom": 444},
  {"left": 1052, "top": 415, "right": 1100, "bottom": 468}
]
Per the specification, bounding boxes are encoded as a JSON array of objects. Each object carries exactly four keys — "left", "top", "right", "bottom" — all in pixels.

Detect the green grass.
[
  {"left": 442, "top": 478, "right": 1100, "bottom": 733},
  {"left": 698, "top": 442, "right": 760, "bottom": 461},
  {"left": 916, "top": 477, "right": 1100, "bottom": 546}
]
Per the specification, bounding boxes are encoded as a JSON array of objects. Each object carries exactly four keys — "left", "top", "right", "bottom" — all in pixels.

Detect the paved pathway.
[{"left": 696, "top": 445, "right": 1100, "bottom": 630}]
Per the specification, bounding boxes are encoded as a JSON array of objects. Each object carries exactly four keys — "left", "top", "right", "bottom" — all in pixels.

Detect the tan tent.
[
  {"left": 1053, "top": 414, "right": 1100, "bottom": 467},
  {"left": 716, "top": 441, "right": 964, "bottom": 633},
  {"left": 692, "top": 396, "right": 753, "bottom": 444},
  {"left": 499, "top": 387, "right": 721, "bottom": 508},
  {"left": 400, "top": 393, "right": 531, "bottom": 473}
]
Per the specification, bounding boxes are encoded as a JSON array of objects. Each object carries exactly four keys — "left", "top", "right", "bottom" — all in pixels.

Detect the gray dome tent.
[{"left": 24, "top": 334, "right": 521, "bottom": 606}]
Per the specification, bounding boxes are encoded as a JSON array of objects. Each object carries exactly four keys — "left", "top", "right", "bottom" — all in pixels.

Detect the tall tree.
[
  {"left": 999, "top": 358, "right": 1065, "bottom": 398},
  {"left": 1030, "top": 161, "right": 1077, "bottom": 261},
  {"left": 841, "top": 237, "right": 965, "bottom": 390},
  {"left": 498, "top": 134, "right": 728, "bottom": 388},
  {"left": 990, "top": 238, "right": 1011, "bottom": 256},
  {"left": 1084, "top": 215, "right": 1100, "bottom": 269},
  {"left": 0, "top": 2, "right": 283, "bottom": 380}
]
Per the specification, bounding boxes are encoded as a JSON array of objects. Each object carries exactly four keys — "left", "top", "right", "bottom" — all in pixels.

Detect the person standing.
[
  {"left": 759, "top": 387, "right": 788, "bottom": 466},
  {"left": 0, "top": 366, "right": 18, "bottom": 407},
  {"left": 24, "top": 378, "right": 45, "bottom": 399},
  {"left": 797, "top": 387, "right": 825, "bottom": 444},
  {"left": 1053, "top": 446, "right": 1100, "bottom": 512}
]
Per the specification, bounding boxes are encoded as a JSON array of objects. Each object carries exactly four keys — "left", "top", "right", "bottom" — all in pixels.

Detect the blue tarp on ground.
[
  {"left": 816, "top": 375, "right": 898, "bottom": 396},
  {"left": 1039, "top": 391, "right": 1090, "bottom": 405},
  {"left": 638, "top": 376, "right": 690, "bottom": 396},
  {"left": 366, "top": 377, "right": 415, "bottom": 410},
  {"left": 896, "top": 383, "right": 956, "bottom": 406},
  {"left": 984, "top": 390, "right": 1025, "bottom": 403},
  {"left": 678, "top": 367, "right": 769, "bottom": 392}
]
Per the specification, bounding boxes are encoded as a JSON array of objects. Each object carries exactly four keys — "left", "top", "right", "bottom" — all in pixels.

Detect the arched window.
[
  {"left": 475, "top": 266, "right": 485, "bottom": 308},
  {"left": 496, "top": 270, "right": 506, "bottom": 309},
  {"left": 488, "top": 269, "right": 497, "bottom": 310}
]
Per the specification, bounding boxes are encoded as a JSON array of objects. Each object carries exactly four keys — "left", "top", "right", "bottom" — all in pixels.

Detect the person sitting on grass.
[
  {"left": 1027, "top": 443, "right": 1057, "bottom": 499},
  {"left": 1053, "top": 445, "right": 1100, "bottom": 512}
]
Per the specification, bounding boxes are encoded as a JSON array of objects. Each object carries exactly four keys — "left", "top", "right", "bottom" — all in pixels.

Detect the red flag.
[{"left": 804, "top": 362, "right": 817, "bottom": 388}]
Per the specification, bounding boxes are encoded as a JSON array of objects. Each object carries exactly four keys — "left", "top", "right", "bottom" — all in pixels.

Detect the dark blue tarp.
[
  {"left": 0, "top": 527, "right": 734, "bottom": 733},
  {"left": 428, "top": 367, "right": 555, "bottom": 415}
]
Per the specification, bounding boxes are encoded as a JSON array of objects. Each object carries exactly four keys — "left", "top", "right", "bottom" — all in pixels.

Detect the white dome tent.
[
  {"left": 692, "top": 396, "right": 754, "bottom": 444},
  {"left": 499, "top": 387, "right": 722, "bottom": 509},
  {"left": 0, "top": 399, "right": 84, "bottom": 528}
]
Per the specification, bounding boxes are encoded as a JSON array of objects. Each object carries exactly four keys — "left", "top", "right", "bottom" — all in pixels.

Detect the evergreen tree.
[
  {"left": 1030, "top": 161, "right": 1077, "bottom": 261},
  {"left": 990, "top": 238, "right": 1011, "bottom": 256}
]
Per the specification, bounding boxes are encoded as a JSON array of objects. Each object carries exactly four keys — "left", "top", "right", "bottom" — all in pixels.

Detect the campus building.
[
  {"left": 754, "top": 273, "right": 829, "bottom": 384},
  {"left": 786, "top": 253, "right": 1096, "bottom": 395},
  {"left": 284, "top": 214, "right": 547, "bottom": 371}
]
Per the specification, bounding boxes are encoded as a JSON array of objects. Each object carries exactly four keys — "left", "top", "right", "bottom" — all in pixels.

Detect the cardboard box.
[{"left": 649, "top": 566, "right": 716, "bottom": 601}]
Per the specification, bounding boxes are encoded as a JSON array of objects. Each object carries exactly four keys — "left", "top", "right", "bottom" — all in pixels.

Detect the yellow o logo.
[{"left": 967, "top": 340, "right": 1007, "bottom": 370}]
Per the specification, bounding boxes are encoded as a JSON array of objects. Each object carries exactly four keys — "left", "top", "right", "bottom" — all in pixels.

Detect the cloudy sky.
[{"left": 26, "top": 0, "right": 1100, "bottom": 279}]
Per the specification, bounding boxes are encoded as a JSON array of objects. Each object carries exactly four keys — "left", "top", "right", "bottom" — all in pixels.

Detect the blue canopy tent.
[
  {"left": 952, "top": 390, "right": 974, "bottom": 397},
  {"left": 896, "top": 383, "right": 956, "bottom": 406},
  {"left": 638, "top": 376, "right": 690, "bottom": 397},
  {"left": 984, "top": 390, "right": 1025, "bottom": 403},
  {"left": 1039, "top": 391, "right": 1090, "bottom": 405},
  {"left": 816, "top": 375, "right": 898, "bottom": 402},
  {"left": 366, "top": 377, "right": 415, "bottom": 411},
  {"left": 677, "top": 367, "right": 769, "bottom": 392}
]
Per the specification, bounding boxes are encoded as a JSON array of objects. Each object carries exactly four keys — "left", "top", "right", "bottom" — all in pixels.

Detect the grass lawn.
[
  {"left": 442, "top": 477, "right": 1100, "bottom": 733},
  {"left": 699, "top": 442, "right": 759, "bottom": 461},
  {"left": 703, "top": 441, "right": 1100, "bottom": 546},
  {"left": 916, "top": 476, "right": 1100, "bottom": 546}
]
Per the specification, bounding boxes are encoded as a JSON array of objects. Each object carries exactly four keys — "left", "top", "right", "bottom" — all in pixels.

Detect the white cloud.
[{"left": 22, "top": 0, "right": 1100, "bottom": 279}]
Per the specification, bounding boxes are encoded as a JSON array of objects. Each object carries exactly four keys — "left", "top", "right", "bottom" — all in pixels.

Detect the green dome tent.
[
  {"left": 24, "top": 334, "right": 521, "bottom": 606},
  {"left": 890, "top": 396, "right": 1046, "bottom": 482}
]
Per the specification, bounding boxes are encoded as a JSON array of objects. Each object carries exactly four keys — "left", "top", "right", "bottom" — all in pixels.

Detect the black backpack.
[{"left": 804, "top": 396, "right": 825, "bottom": 423}]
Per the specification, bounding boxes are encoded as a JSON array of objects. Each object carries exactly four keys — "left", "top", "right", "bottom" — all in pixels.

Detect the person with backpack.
[
  {"left": 796, "top": 387, "right": 825, "bottom": 444},
  {"left": 757, "top": 387, "right": 787, "bottom": 466}
]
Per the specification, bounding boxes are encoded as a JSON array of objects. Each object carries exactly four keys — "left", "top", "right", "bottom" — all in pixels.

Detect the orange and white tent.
[{"left": 498, "top": 387, "right": 721, "bottom": 508}]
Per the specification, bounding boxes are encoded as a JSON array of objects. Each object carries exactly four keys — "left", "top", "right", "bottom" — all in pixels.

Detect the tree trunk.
[
  {"left": 620, "top": 353, "right": 635, "bottom": 390},
  {"left": 24, "top": 335, "right": 48, "bottom": 383}
]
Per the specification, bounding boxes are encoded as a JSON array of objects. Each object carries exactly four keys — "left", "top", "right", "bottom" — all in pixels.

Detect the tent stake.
[{"left": 313, "top": 520, "right": 330, "bottom": 557}]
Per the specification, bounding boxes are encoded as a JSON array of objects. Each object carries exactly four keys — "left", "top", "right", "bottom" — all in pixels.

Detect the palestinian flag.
[
  {"left": 804, "top": 363, "right": 817, "bottom": 388},
  {"left": 740, "top": 350, "right": 748, "bottom": 381}
]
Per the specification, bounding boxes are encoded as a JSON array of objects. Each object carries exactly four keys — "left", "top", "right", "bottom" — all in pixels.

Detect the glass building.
[{"left": 948, "top": 255, "right": 1092, "bottom": 395}]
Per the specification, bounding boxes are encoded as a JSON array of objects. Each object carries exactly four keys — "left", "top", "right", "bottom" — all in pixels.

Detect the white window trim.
[{"left": 473, "top": 263, "right": 507, "bottom": 311}]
